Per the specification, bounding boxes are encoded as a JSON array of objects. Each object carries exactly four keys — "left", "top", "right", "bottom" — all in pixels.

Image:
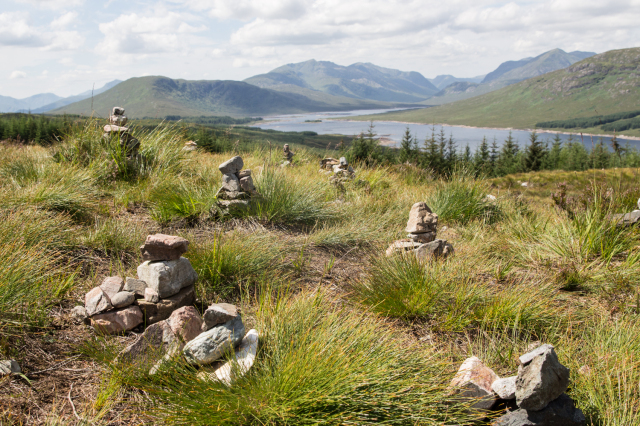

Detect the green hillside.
[
  {"left": 50, "top": 76, "right": 400, "bottom": 118},
  {"left": 245, "top": 60, "right": 438, "bottom": 103},
  {"left": 353, "top": 47, "right": 640, "bottom": 136}
]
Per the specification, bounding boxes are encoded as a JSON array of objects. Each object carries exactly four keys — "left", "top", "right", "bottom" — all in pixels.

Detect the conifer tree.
[
  {"left": 523, "top": 132, "right": 546, "bottom": 172},
  {"left": 474, "top": 136, "right": 490, "bottom": 175},
  {"left": 399, "top": 127, "right": 414, "bottom": 163}
]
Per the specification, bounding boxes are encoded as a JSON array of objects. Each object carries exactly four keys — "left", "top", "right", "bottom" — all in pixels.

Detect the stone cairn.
[
  {"left": 449, "top": 344, "right": 585, "bottom": 426},
  {"left": 282, "top": 143, "right": 295, "bottom": 166},
  {"left": 76, "top": 234, "right": 258, "bottom": 383},
  {"left": 215, "top": 155, "right": 259, "bottom": 215},
  {"left": 183, "top": 140, "right": 198, "bottom": 151},
  {"left": 386, "top": 202, "right": 454, "bottom": 260},
  {"left": 103, "top": 107, "right": 139, "bottom": 156}
]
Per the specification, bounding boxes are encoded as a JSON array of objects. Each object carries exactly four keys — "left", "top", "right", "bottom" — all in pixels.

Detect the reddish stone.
[
  {"left": 140, "top": 234, "right": 189, "bottom": 261},
  {"left": 91, "top": 306, "right": 143, "bottom": 335}
]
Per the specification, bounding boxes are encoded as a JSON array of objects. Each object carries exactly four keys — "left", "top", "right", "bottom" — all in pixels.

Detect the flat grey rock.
[
  {"left": 203, "top": 303, "right": 239, "bottom": 331},
  {"left": 124, "top": 277, "right": 146, "bottom": 296},
  {"left": 219, "top": 156, "right": 244, "bottom": 174},
  {"left": 183, "top": 316, "right": 245, "bottom": 365},
  {"left": 111, "top": 291, "right": 135, "bottom": 308},
  {"left": 137, "top": 257, "right": 197, "bottom": 299}
]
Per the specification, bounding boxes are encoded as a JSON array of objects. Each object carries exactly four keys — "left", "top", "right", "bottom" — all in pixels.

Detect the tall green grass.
[
  {"left": 427, "top": 169, "right": 501, "bottom": 225},
  {"left": 251, "top": 166, "right": 338, "bottom": 225},
  {"left": 353, "top": 254, "right": 568, "bottom": 334},
  {"left": 104, "top": 290, "right": 476, "bottom": 425}
]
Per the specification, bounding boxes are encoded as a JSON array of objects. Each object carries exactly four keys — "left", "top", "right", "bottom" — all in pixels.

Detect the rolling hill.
[
  {"left": 351, "top": 47, "right": 640, "bottom": 133},
  {"left": 245, "top": 60, "right": 439, "bottom": 103},
  {"left": 428, "top": 74, "right": 485, "bottom": 90},
  {"left": 50, "top": 76, "right": 406, "bottom": 118},
  {"left": 423, "top": 49, "right": 596, "bottom": 106}
]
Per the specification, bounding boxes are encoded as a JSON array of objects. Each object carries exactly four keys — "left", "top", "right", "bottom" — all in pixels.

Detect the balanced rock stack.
[
  {"left": 79, "top": 234, "right": 197, "bottom": 334},
  {"left": 329, "top": 157, "right": 355, "bottom": 184},
  {"left": 183, "top": 141, "right": 198, "bottom": 151},
  {"left": 449, "top": 344, "right": 585, "bottom": 426},
  {"left": 282, "top": 144, "right": 295, "bottom": 166},
  {"left": 215, "top": 156, "right": 258, "bottom": 215},
  {"left": 103, "top": 107, "right": 139, "bottom": 155},
  {"left": 386, "top": 202, "right": 453, "bottom": 260}
]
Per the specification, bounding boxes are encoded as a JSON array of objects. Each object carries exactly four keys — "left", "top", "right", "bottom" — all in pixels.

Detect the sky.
[{"left": 1, "top": 0, "right": 639, "bottom": 99}]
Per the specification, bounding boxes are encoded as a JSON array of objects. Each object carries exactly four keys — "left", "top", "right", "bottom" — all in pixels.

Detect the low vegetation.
[{"left": 2, "top": 119, "right": 640, "bottom": 425}]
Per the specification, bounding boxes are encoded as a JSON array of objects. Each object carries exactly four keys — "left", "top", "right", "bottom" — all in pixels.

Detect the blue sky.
[{"left": 2, "top": 0, "right": 639, "bottom": 98}]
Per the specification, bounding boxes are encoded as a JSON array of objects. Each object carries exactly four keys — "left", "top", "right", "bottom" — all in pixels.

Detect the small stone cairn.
[
  {"left": 103, "top": 107, "right": 139, "bottom": 156},
  {"left": 282, "top": 144, "right": 295, "bottom": 166},
  {"left": 76, "top": 234, "right": 258, "bottom": 383},
  {"left": 449, "top": 344, "right": 585, "bottom": 425},
  {"left": 183, "top": 141, "right": 198, "bottom": 151},
  {"left": 386, "top": 202, "right": 454, "bottom": 260},
  {"left": 215, "top": 155, "right": 259, "bottom": 215}
]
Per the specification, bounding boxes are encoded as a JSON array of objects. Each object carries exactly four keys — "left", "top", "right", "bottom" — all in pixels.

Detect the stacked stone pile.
[
  {"left": 386, "top": 202, "right": 454, "bottom": 260},
  {"left": 103, "top": 107, "right": 139, "bottom": 156},
  {"left": 449, "top": 344, "right": 585, "bottom": 426},
  {"left": 80, "top": 234, "right": 197, "bottom": 334},
  {"left": 282, "top": 144, "right": 295, "bottom": 166},
  {"left": 329, "top": 157, "right": 355, "bottom": 183},
  {"left": 183, "top": 141, "right": 198, "bottom": 151},
  {"left": 215, "top": 156, "right": 259, "bottom": 215}
]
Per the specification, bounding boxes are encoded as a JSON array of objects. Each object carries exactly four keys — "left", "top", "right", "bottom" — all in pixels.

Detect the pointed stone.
[
  {"left": 405, "top": 202, "right": 438, "bottom": 234},
  {"left": 516, "top": 344, "right": 570, "bottom": 411},
  {"left": 492, "top": 376, "right": 517, "bottom": 400}
]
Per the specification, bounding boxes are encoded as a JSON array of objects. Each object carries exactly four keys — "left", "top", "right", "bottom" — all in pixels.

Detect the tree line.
[
  {"left": 0, "top": 113, "right": 74, "bottom": 145},
  {"left": 346, "top": 123, "right": 640, "bottom": 177}
]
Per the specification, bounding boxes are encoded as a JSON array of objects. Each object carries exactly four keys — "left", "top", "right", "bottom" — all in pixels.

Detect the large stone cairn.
[
  {"left": 77, "top": 234, "right": 258, "bottom": 383},
  {"left": 80, "top": 234, "right": 197, "bottom": 334},
  {"left": 386, "top": 202, "right": 454, "bottom": 261},
  {"left": 215, "top": 156, "right": 258, "bottom": 215},
  {"left": 448, "top": 344, "right": 585, "bottom": 425},
  {"left": 282, "top": 143, "right": 295, "bottom": 166},
  {"left": 103, "top": 107, "right": 139, "bottom": 156}
]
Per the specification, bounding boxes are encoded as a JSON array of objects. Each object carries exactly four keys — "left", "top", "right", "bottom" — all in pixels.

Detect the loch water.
[{"left": 252, "top": 108, "right": 640, "bottom": 152}]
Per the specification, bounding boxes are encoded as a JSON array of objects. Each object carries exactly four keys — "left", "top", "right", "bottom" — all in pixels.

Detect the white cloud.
[
  {"left": 15, "top": 0, "right": 84, "bottom": 9},
  {"left": 0, "top": 11, "right": 82, "bottom": 50},
  {"left": 10, "top": 70, "right": 27, "bottom": 79},
  {"left": 50, "top": 11, "right": 78, "bottom": 30},
  {"left": 96, "top": 10, "right": 208, "bottom": 56}
]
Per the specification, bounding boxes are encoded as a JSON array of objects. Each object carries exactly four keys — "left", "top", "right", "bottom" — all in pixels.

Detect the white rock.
[
  {"left": 492, "top": 376, "right": 517, "bottom": 400},
  {"left": 198, "top": 329, "right": 259, "bottom": 385},
  {"left": 71, "top": 305, "right": 88, "bottom": 322},
  {"left": 137, "top": 257, "right": 197, "bottom": 299}
]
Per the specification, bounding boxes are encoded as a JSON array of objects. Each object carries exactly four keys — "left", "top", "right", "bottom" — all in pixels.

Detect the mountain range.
[
  {"left": 6, "top": 48, "right": 599, "bottom": 118},
  {"left": 353, "top": 47, "right": 640, "bottom": 130},
  {"left": 423, "top": 49, "right": 596, "bottom": 105},
  {"left": 0, "top": 80, "right": 121, "bottom": 114},
  {"left": 49, "top": 77, "right": 400, "bottom": 118}
]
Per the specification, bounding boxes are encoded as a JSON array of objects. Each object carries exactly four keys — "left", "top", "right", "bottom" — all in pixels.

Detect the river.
[{"left": 252, "top": 108, "right": 640, "bottom": 152}]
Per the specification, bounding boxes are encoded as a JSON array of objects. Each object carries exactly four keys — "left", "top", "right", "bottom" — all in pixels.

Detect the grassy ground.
[{"left": 2, "top": 120, "right": 640, "bottom": 425}]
